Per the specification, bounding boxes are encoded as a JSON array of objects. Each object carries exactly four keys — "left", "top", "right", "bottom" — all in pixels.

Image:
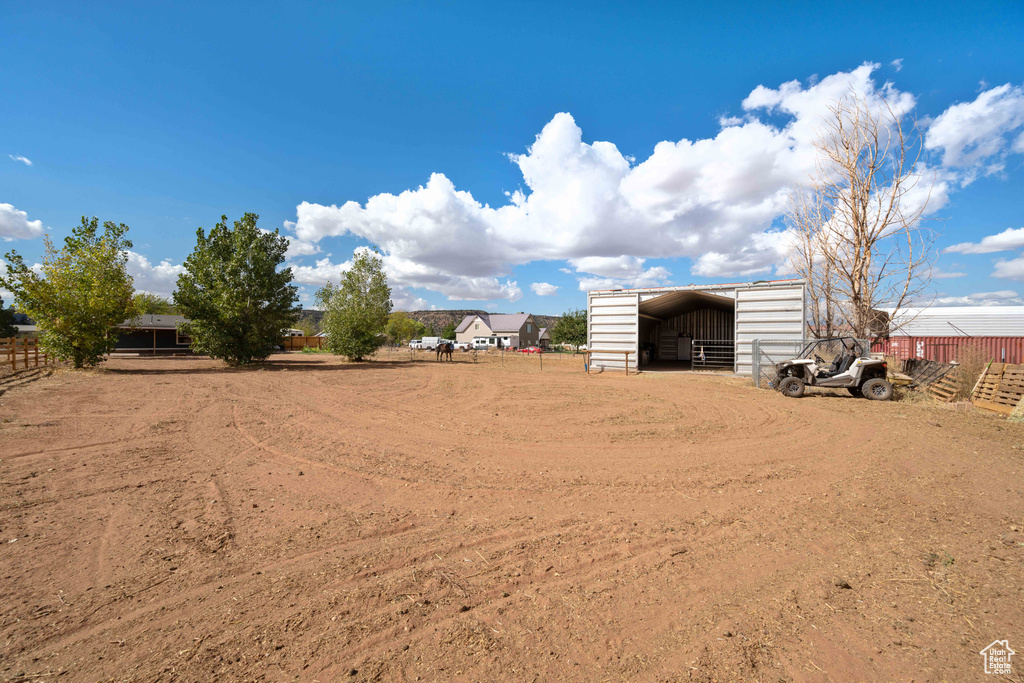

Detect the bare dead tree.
[
  {"left": 786, "top": 92, "right": 936, "bottom": 341},
  {"left": 786, "top": 186, "right": 836, "bottom": 338}
]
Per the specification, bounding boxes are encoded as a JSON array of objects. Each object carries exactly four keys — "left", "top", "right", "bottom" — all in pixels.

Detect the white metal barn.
[{"left": 586, "top": 279, "right": 807, "bottom": 375}]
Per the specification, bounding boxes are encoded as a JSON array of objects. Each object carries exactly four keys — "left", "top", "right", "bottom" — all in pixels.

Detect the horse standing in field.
[{"left": 436, "top": 342, "right": 454, "bottom": 362}]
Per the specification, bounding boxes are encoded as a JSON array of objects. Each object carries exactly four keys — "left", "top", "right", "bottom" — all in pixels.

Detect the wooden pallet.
[
  {"left": 927, "top": 370, "right": 960, "bottom": 402},
  {"left": 971, "top": 362, "right": 1024, "bottom": 415}
]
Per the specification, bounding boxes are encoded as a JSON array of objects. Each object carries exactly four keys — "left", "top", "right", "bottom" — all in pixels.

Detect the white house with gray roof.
[{"left": 455, "top": 313, "right": 541, "bottom": 348}]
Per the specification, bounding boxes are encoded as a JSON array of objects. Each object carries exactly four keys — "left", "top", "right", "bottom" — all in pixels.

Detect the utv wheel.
[
  {"left": 862, "top": 378, "right": 893, "bottom": 401},
  {"left": 779, "top": 377, "right": 805, "bottom": 398},
  {"left": 847, "top": 386, "right": 863, "bottom": 398}
]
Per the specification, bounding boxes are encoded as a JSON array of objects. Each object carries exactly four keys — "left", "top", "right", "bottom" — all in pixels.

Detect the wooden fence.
[
  {"left": 2, "top": 337, "right": 57, "bottom": 372},
  {"left": 971, "top": 362, "right": 1024, "bottom": 415},
  {"left": 281, "top": 336, "right": 324, "bottom": 351}
]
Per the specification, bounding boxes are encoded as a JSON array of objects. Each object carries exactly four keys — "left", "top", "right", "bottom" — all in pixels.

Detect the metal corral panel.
[
  {"left": 886, "top": 306, "right": 1024, "bottom": 337},
  {"left": 588, "top": 291, "right": 639, "bottom": 371},
  {"left": 734, "top": 285, "right": 806, "bottom": 375},
  {"left": 872, "top": 336, "right": 1024, "bottom": 364},
  {"left": 657, "top": 308, "right": 734, "bottom": 339}
]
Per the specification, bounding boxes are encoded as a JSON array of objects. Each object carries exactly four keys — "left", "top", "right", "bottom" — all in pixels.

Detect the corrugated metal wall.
[
  {"left": 887, "top": 307, "right": 1024, "bottom": 336},
  {"left": 872, "top": 336, "right": 1024, "bottom": 364},
  {"left": 654, "top": 309, "right": 734, "bottom": 340},
  {"left": 734, "top": 286, "right": 806, "bottom": 376},
  {"left": 588, "top": 291, "right": 639, "bottom": 371}
]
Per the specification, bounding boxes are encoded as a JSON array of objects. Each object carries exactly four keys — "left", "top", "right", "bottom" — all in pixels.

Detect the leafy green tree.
[
  {"left": 385, "top": 311, "right": 425, "bottom": 345},
  {"left": 0, "top": 298, "right": 17, "bottom": 338},
  {"left": 174, "top": 213, "right": 298, "bottom": 366},
  {"left": 1, "top": 217, "right": 140, "bottom": 368},
  {"left": 134, "top": 292, "right": 176, "bottom": 314},
  {"left": 552, "top": 308, "right": 587, "bottom": 352},
  {"left": 440, "top": 321, "right": 457, "bottom": 340},
  {"left": 424, "top": 322, "right": 436, "bottom": 337},
  {"left": 317, "top": 249, "right": 391, "bottom": 360},
  {"left": 295, "top": 313, "right": 320, "bottom": 336}
]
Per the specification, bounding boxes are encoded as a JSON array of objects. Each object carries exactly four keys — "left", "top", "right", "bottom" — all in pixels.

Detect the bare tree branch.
[{"left": 784, "top": 91, "right": 937, "bottom": 341}]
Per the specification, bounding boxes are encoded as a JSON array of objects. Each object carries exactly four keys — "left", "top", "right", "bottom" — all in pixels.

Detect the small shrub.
[
  {"left": 300, "top": 345, "right": 329, "bottom": 354},
  {"left": 953, "top": 344, "right": 992, "bottom": 401}
]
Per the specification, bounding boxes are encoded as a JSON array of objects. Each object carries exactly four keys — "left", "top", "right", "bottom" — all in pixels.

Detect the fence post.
[
  {"left": 752, "top": 340, "right": 759, "bottom": 387},
  {"left": 33, "top": 339, "right": 38, "bottom": 368},
  {"left": 23, "top": 338, "right": 28, "bottom": 370},
  {"left": 6, "top": 338, "right": 12, "bottom": 371}
]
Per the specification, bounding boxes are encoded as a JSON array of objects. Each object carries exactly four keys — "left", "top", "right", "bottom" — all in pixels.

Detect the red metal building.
[
  {"left": 873, "top": 306, "right": 1024, "bottom": 364},
  {"left": 872, "top": 335, "right": 1024, "bottom": 364}
]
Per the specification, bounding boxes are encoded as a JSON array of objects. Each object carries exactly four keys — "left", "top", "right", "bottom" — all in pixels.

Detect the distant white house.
[{"left": 454, "top": 313, "right": 541, "bottom": 348}]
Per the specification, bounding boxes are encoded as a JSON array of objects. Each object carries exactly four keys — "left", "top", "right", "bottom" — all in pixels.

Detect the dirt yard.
[{"left": 1, "top": 352, "right": 1022, "bottom": 681}]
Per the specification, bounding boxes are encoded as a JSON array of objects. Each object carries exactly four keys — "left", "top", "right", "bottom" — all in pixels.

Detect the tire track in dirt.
[
  {"left": 95, "top": 507, "right": 121, "bottom": 587},
  {"left": 7, "top": 355, "right": 1021, "bottom": 681},
  {"left": 229, "top": 404, "right": 386, "bottom": 490},
  {"left": 6, "top": 439, "right": 132, "bottom": 461},
  {"left": 6, "top": 403, "right": 160, "bottom": 463},
  {"left": 32, "top": 513, "right": 596, "bottom": 657},
  {"left": 259, "top": 515, "right": 777, "bottom": 672},
  {"left": 0, "top": 480, "right": 174, "bottom": 513},
  {"left": 29, "top": 518, "right": 426, "bottom": 655}
]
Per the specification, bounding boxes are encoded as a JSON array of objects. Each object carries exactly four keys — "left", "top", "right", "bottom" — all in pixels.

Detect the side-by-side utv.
[{"left": 773, "top": 337, "right": 893, "bottom": 400}]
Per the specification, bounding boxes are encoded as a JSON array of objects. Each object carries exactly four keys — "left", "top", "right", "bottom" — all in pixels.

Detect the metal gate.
[{"left": 691, "top": 340, "right": 734, "bottom": 369}]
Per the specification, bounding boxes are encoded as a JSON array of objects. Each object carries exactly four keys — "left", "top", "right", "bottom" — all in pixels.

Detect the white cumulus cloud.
[
  {"left": 284, "top": 62, "right": 1012, "bottom": 298},
  {"left": 8, "top": 155, "right": 32, "bottom": 166},
  {"left": 279, "top": 222, "right": 321, "bottom": 259},
  {"left": 993, "top": 256, "right": 1024, "bottom": 280},
  {"left": 568, "top": 255, "right": 672, "bottom": 290},
  {"left": 925, "top": 83, "right": 1024, "bottom": 174},
  {"left": 929, "top": 266, "right": 967, "bottom": 279},
  {"left": 0, "top": 258, "right": 13, "bottom": 303},
  {"left": 286, "top": 253, "right": 452, "bottom": 311},
  {"left": 933, "top": 290, "right": 1023, "bottom": 306},
  {"left": 289, "top": 256, "right": 353, "bottom": 287},
  {"left": 0, "top": 203, "right": 45, "bottom": 241},
  {"left": 125, "top": 251, "right": 185, "bottom": 297},
  {"left": 391, "top": 289, "right": 431, "bottom": 311},
  {"left": 530, "top": 282, "right": 559, "bottom": 296},
  {"left": 944, "top": 227, "right": 1024, "bottom": 254},
  {"left": 577, "top": 267, "right": 671, "bottom": 292},
  {"left": 568, "top": 256, "right": 649, "bottom": 278}
]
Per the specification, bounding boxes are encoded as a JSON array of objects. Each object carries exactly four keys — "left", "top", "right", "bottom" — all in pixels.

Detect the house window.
[
  {"left": 176, "top": 332, "right": 192, "bottom": 345},
  {"left": 474, "top": 322, "right": 479, "bottom": 330},
  {"left": 527, "top": 323, "right": 532, "bottom": 333}
]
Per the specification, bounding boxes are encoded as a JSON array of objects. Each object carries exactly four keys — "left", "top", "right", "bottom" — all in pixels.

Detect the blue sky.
[{"left": 2, "top": 1, "right": 1023, "bottom": 314}]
